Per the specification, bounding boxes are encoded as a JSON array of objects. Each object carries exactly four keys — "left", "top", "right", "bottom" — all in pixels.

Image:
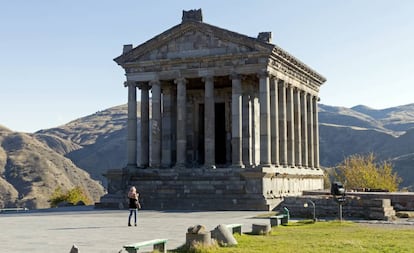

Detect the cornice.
[{"left": 270, "top": 46, "right": 326, "bottom": 86}]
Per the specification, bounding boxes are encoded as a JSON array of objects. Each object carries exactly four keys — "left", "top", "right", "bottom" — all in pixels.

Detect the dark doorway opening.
[
  {"left": 198, "top": 104, "right": 204, "bottom": 164},
  {"left": 215, "top": 103, "right": 226, "bottom": 165}
]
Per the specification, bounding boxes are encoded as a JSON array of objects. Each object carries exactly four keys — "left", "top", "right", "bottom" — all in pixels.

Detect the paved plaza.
[{"left": 0, "top": 206, "right": 268, "bottom": 253}]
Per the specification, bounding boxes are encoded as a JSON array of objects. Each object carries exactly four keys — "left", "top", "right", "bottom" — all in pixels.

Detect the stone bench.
[
  {"left": 270, "top": 214, "right": 289, "bottom": 227},
  {"left": 225, "top": 223, "right": 242, "bottom": 234},
  {"left": 123, "top": 238, "right": 168, "bottom": 253},
  {"left": 252, "top": 223, "right": 271, "bottom": 235},
  {"left": 0, "top": 207, "right": 29, "bottom": 213}
]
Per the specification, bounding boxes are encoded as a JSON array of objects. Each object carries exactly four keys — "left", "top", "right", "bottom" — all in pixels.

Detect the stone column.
[
  {"left": 203, "top": 76, "right": 215, "bottom": 168},
  {"left": 162, "top": 84, "right": 173, "bottom": 167},
  {"left": 252, "top": 93, "right": 260, "bottom": 166},
  {"left": 175, "top": 77, "right": 187, "bottom": 168},
  {"left": 313, "top": 96, "right": 320, "bottom": 168},
  {"left": 300, "top": 91, "right": 308, "bottom": 168},
  {"left": 270, "top": 76, "right": 279, "bottom": 166},
  {"left": 151, "top": 80, "right": 162, "bottom": 168},
  {"left": 259, "top": 71, "right": 271, "bottom": 166},
  {"left": 307, "top": 94, "right": 314, "bottom": 168},
  {"left": 231, "top": 74, "right": 244, "bottom": 168},
  {"left": 286, "top": 84, "right": 295, "bottom": 167},
  {"left": 278, "top": 80, "right": 288, "bottom": 166},
  {"left": 294, "top": 88, "right": 302, "bottom": 167},
  {"left": 126, "top": 81, "right": 137, "bottom": 167},
  {"left": 140, "top": 83, "right": 150, "bottom": 168},
  {"left": 242, "top": 92, "right": 253, "bottom": 167}
]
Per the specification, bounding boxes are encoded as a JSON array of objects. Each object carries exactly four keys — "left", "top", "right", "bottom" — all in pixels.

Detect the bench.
[
  {"left": 123, "top": 238, "right": 168, "bottom": 253},
  {"left": 225, "top": 223, "right": 242, "bottom": 234},
  {"left": 270, "top": 214, "right": 288, "bottom": 227},
  {"left": 0, "top": 207, "right": 29, "bottom": 213}
]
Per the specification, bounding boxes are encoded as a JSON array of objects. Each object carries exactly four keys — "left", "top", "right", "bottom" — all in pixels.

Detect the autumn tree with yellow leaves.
[{"left": 334, "top": 153, "right": 401, "bottom": 192}]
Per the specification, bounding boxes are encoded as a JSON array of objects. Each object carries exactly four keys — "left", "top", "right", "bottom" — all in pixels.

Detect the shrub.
[{"left": 49, "top": 186, "right": 91, "bottom": 207}]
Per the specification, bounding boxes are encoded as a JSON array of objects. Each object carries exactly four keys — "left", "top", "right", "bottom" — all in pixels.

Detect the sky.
[{"left": 1, "top": 1, "right": 413, "bottom": 133}]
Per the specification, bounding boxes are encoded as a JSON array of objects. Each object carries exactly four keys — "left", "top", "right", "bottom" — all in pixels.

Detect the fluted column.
[
  {"left": 300, "top": 91, "right": 308, "bottom": 168},
  {"left": 307, "top": 94, "right": 314, "bottom": 168},
  {"left": 294, "top": 88, "right": 302, "bottom": 167},
  {"left": 175, "top": 77, "right": 187, "bottom": 168},
  {"left": 259, "top": 71, "right": 271, "bottom": 166},
  {"left": 270, "top": 76, "right": 279, "bottom": 166},
  {"left": 286, "top": 84, "right": 295, "bottom": 167},
  {"left": 252, "top": 93, "right": 260, "bottom": 166},
  {"left": 126, "top": 81, "right": 138, "bottom": 167},
  {"left": 313, "top": 96, "right": 320, "bottom": 168},
  {"left": 203, "top": 76, "right": 215, "bottom": 168},
  {"left": 150, "top": 80, "right": 161, "bottom": 168},
  {"left": 231, "top": 74, "right": 244, "bottom": 168},
  {"left": 242, "top": 92, "right": 253, "bottom": 167},
  {"left": 140, "top": 83, "right": 150, "bottom": 168},
  {"left": 162, "top": 85, "right": 173, "bottom": 167},
  {"left": 278, "top": 80, "right": 288, "bottom": 166}
]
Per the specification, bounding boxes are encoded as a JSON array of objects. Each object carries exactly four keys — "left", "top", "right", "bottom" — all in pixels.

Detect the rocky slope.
[
  {"left": 0, "top": 126, "right": 105, "bottom": 209},
  {"left": 319, "top": 103, "right": 414, "bottom": 188}
]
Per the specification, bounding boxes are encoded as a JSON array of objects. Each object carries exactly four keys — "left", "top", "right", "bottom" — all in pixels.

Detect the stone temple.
[{"left": 99, "top": 9, "right": 326, "bottom": 210}]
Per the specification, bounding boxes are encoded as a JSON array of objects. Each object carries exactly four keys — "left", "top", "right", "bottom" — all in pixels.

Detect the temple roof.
[{"left": 114, "top": 9, "right": 326, "bottom": 86}]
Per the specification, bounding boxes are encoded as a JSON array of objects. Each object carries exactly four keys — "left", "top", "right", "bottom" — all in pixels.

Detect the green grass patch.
[{"left": 170, "top": 221, "right": 414, "bottom": 253}]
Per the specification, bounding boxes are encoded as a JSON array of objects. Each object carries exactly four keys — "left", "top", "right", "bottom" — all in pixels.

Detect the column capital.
[
  {"left": 149, "top": 79, "right": 160, "bottom": 86},
  {"left": 123, "top": 80, "right": 137, "bottom": 88},
  {"left": 136, "top": 82, "right": 150, "bottom": 90},
  {"left": 230, "top": 72, "right": 241, "bottom": 80},
  {"left": 174, "top": 77, "right": 187, "bottom": 85},
  {"left": 202, "top": 75, "right": 214, "bottom": 83},
  {"left": 257, "top": 70, "right": 270, "bottom": 79}
]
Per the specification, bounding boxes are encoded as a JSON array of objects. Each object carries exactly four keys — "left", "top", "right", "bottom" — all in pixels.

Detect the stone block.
[
  {"left": 252, "top": 223, "right": 270, "bottom": 235},
  {"left": 211, "top": 224, "right": 237, "bottom": 246}
]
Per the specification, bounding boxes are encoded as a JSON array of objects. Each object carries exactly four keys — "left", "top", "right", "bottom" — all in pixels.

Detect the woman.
[{"left": 127, "top": 186, "right": 140, "bottom": 226}]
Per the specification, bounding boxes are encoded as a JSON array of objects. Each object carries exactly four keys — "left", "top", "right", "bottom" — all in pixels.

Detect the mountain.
[
  {"left": 1, "top": 102, "right": 414, "bottom": 209},
  {"left": 0, "top": 126, "right": 105, "bottom": 209},
  {"left": 319, "top": 103, "right": 414, "bottom": 189},
  {"left": 36, "top": 104, "right": 132, "bottom": 184}
]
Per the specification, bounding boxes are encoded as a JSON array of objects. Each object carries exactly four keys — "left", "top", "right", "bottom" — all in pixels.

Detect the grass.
[{"left": 170, "top": 220, "right": 414, "bottom": 253}]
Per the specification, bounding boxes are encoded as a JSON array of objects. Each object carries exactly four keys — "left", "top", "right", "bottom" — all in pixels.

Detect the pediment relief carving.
[{"left": 119, "top": 22, "right": 273, "bottom": 64}]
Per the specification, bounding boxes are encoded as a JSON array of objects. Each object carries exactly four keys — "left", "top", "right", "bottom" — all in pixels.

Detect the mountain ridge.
[{"left": 1, "top": 102, "right": 414, "bottom": 208}]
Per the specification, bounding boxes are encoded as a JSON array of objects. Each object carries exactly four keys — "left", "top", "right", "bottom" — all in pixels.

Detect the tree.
[{"left": 334, "top": 153, "right": 401, "bottom": 192}]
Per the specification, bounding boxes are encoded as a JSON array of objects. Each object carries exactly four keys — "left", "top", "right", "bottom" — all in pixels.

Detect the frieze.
[{"left": 269, "top": 57, "right": 320, "bottom": 92}]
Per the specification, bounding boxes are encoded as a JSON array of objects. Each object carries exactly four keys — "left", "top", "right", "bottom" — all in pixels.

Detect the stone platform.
[{"left": 98, "top": 166, "right": 323, "bottom": 211}]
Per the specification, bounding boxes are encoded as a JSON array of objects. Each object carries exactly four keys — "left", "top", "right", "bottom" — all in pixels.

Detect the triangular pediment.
[{"left": 115, "top": 21, "right": 274, "bottom": 64}]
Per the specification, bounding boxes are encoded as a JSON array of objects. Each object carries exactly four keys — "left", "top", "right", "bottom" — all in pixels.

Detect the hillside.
[
  {"left": 0, "top": 126, "right": 104, "bottom": 209},
  {"left": 1, "top": 102, "right": 414, "bottom": 209},
  {"left": 36, "top": 104, "right": 131, "bottom": 184},
  {"left": 319, "top": 103, "right": 414, "bottom": 188}
]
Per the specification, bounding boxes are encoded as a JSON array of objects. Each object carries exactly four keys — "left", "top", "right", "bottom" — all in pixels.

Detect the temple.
[{"left": 99, "top": 9, "right": 327, "bottom": 210}]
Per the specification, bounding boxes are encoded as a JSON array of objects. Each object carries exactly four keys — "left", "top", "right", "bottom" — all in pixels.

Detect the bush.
[
  {"left": 49, "top": 186, "right": 91, "bottom": 207},
  {"left": 334, "top": 153, "right": 401, "bottom": 191}
]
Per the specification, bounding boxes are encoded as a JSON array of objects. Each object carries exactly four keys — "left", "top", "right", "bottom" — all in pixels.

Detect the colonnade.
[{"left": 125, "top": 72, "right": 320, "bottom": 170}]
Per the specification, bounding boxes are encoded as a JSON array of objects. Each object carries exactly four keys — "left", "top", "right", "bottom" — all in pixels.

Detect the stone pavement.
[{"left": 0, "top": 206, "right": 268, "bottom": 253}]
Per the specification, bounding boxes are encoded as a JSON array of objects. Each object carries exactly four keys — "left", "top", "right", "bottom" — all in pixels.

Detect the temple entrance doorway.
[
  {"left": 215, "top": 103, "right": 226, "bottom": 165},
  {"left": 197, "top": 103, "right": 226, "bottom": 166}
]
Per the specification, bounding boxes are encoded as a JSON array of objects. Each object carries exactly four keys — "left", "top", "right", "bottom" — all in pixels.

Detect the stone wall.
[{"left": 280, "top": 194, "right": 398, "bottom": 220}]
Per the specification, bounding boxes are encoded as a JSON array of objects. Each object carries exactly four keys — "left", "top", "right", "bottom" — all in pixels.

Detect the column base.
[
  {"left": 204, "top": 164, "right": 216, "bottom": 169},
  {"left": 231, "top": 163, "right": 245, "bottom": 169}
]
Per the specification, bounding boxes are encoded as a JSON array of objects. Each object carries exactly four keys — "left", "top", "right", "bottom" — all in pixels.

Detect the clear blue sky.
[{"left": 1, "top": 1, "right": 413, "bottom": 133}]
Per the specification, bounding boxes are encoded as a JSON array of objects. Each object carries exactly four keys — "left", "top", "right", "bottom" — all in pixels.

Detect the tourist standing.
[{"left": 127, "top": 186, "right": 140, "bottom": 226}]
